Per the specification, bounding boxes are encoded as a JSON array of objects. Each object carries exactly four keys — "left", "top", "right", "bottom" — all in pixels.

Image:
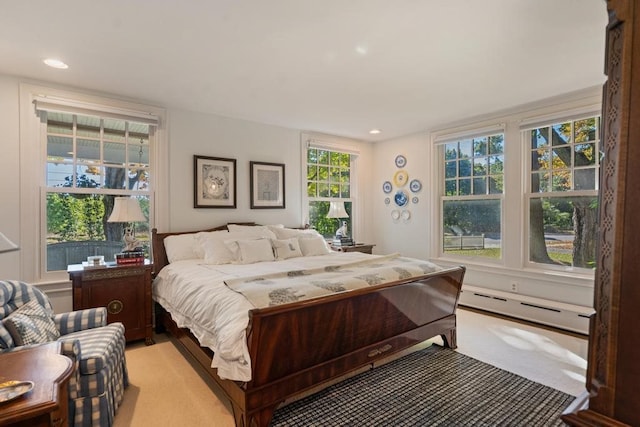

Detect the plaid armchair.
[{"left": 0, "top": 280, "right": 128, "bottom": 427}]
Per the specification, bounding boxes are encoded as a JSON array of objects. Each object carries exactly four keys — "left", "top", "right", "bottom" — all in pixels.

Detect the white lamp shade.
[
  {"left": 0, "top": 232, "right": 18, "bottom": 253},
  {"left": 326, "top": 201, "right": 349, "bottom": 219},
  {"left": 107, "top": 198, "right": 147, "bottom": 223}
]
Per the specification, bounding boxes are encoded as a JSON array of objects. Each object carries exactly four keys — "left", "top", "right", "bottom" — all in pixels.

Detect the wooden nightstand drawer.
[{"left": 68, "top": 262, "right": 154, "bottom": 345}]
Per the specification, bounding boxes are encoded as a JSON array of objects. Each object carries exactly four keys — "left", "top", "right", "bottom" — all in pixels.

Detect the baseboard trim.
[{"left": 459, "top": 285, "right": 592, "bottom": 335}]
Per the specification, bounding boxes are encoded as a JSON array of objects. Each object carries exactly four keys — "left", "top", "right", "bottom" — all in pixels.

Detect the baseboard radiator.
[{"left": 459, "top": 285, "right": 592, "bottom": 335}]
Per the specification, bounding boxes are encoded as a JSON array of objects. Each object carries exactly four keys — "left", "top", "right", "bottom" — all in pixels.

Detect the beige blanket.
[{"left": 224, "top": 253, "right": 443, "bottom": 308}]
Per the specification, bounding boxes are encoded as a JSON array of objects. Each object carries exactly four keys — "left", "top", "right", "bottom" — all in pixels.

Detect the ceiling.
[{"left": 0, "top": 1, "right": 607, "bottom": 142}]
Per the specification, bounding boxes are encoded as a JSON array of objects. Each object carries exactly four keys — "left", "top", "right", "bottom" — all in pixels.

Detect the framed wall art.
[
  {"left": 250, "top": 161, "right": 285, "bottom": 209},
  {"left": 194, "top": 155, "right": 237, "bottom": 208}
]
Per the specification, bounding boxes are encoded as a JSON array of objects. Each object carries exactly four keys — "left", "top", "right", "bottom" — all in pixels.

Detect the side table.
[
  {"left": 68, "top": 261, "right": 154, "bottom": 345},
  {"left": 0, "top": 341, "right": 74, "bottom": 427}
]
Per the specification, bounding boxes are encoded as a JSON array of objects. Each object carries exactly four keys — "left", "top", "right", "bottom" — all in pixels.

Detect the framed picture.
[
  {"left": 250, "top": 161, "right": 285, "bottom": 209},
  {"left": 194, "top": 155, "right": 236, "bottom": 208}
]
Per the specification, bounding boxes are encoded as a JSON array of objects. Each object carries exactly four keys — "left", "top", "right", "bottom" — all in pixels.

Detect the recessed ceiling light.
[
  {"left": 43, "top": 58, "right": 69, "bottom": 69},
  {"left": 369, "top": 129, "right": 381, "bottom": 135}
]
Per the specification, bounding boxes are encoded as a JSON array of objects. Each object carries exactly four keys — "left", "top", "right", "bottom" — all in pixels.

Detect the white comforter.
[{"left": 153, "top": 251, "right": 377, "bottom": 382}]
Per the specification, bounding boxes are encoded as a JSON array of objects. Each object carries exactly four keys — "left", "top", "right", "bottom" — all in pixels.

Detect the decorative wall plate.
[
  {"left": 409, "top": 179, "right": 422, "bottom": 193},
  {"left": 394, "top": 190, "right": 409, "bottom": 207},
  {"left": 395, "top": 155, "right": 407, "bottom": 168},
  {"left": 393, "top": 170, "right": 408, "bottom": 187},
  {"left": 402, "top": 210, "right": 411, "bottom": 220},
  {"left": 412, "top": 196, "right": 419, "bottom": 204},
  {"left": 384, "top": 197, "right": 390, "bottom": 205},
  {"left": 382, "top": 181, "right": 392, "bottom": 194},
  {"left": 391, "top": 210, "right": 400, "bottom": 220}
]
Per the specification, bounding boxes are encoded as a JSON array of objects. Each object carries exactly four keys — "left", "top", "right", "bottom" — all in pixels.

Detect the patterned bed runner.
[{"left": 224, "top": 254, "right": 442, "bottom": 308}]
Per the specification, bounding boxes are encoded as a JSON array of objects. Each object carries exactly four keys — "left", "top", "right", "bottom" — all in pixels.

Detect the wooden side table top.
[{"left": 0, "top": 342, "right": 73, "bottom": 426}]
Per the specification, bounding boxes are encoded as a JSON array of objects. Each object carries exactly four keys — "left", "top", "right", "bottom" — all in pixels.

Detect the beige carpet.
[{"left": 113, "top": 335, "right": 235, "bottom": 427}]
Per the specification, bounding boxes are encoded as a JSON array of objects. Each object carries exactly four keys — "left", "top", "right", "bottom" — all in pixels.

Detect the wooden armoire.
[{"left": 562, "top": 1, "right": 640, "bottom": 426}]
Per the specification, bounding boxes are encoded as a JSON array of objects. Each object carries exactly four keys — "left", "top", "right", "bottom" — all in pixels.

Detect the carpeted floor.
[{"left": 271, "top": 345, "right": 573, "bottom": 427}]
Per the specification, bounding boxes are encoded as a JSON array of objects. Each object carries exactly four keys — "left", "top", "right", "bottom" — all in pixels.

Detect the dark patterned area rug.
[{"left": 271, "top": 345, "right": 573, "bottom": 426}]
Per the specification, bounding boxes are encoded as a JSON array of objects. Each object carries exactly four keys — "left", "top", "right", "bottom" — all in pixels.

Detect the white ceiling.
[{"left": 0, "top": 0, "right": 607, "bottom": 142}]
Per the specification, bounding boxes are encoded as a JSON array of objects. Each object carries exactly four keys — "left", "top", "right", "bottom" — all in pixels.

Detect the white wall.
[
  {"left": 166, "top": 109, "right": 302, "bottom": 231},
  {"left": 372, "top": 133, "right": 431, "bottom": 259},
  {"left": 0, "top": 75, "right": 21, "bottom": 280}
]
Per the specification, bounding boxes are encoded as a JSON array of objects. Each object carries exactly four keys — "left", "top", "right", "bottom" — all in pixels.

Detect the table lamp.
[
  {"left": 326, "top": 201, "right": 352, "bottom": 245},
  {"left": 107, "top": 197, "right": 146, "bottom": 252}
]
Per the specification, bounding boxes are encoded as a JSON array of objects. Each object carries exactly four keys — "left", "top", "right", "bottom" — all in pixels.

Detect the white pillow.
[
  {"left": 193, "top": 230, "right": 230, "bottom": 258},
  {"left": 226, "top": 225, "right": 277, "bottom": 239},
  {"left": 272, "top": 238, "right": 303, "bottom": 260},
  {"left": 270, "top": 227, "right": 322, "bottom": 240},
  {"left": 234, "top": 239, "right": 275, "bottom": 264},
  {"left": 298, "top": 237, "right": 332, "bottom": 256},
  {"left": 201, "top": 238, "right": 237, "bottom": 265},
  {"left": 164, "top": 233, "right": 199, "bottom": 263}
]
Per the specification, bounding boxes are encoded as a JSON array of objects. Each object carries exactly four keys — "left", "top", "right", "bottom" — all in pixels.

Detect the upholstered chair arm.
[
  {"left": 54, "top": 307, "right": 107, "bottom": 335},
  {"left": 58, "top": 338, "right": 81, "bottom": 400}
]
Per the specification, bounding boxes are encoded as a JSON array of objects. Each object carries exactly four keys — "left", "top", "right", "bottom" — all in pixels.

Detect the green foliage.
[
  {"left": 309, "top": 201, "right": 352, "bottom": 238},
  {"left": 443, "top": 199, "right": 501, "bottom": 234},
  {"left": 47, "top": 193, "right": 105, "bottom": 241}
]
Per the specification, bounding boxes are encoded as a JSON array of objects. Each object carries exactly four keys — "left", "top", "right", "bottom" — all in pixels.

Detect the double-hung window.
[
  {"left": 305, "top": 144, "right": 356, "bottom": 239},
  {"left": 35, "top": 97, "right": 158, "bottom": 277},
  {"left": 524, "top": 116, "right": 600, "bottom": 270},
  {"left": 439, "top": 129, "right": 505, "bottom": 260}
]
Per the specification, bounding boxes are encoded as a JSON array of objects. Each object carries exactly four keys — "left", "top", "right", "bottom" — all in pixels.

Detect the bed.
[{"left": 151, "top": 223, "right": 466, "bottom": 427}]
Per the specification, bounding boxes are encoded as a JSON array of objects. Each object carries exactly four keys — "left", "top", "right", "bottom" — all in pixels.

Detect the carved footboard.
[{"left": 235, "top": 266, "right": 466, "bottom": 426}]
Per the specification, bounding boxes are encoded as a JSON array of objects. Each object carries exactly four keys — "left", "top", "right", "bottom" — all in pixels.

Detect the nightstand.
[
  {"left": 332, "top": 243, "right": 376, "bottom": 254},
  {"left": 67, "top": 261, "right": 154, "bottom": 345}
]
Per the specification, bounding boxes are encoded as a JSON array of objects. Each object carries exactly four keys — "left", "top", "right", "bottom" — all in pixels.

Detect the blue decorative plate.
[
  {"left": 394, "top": 190, "right": 409, "bottom": 207},
  {"left": 409, "top": 179, "right": 422, "bottom": 193},
  {"left": 395, "top": 155, "right": 407, "bottom": 168},
  {"left": 382, "top": 181, "right": 392, "bottom": 194}
]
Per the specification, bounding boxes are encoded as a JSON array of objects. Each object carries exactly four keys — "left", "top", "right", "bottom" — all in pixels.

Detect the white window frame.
[
  {"left": 522, "top": 113, "right": 601, "bottom": 274},
  {"left": 300, "top": 133, "right": 360, "bottom": 239},
  {"left": 434, "top": 124, "right": 506, "bottom": 265},
  {"left": 19, "top": 84, "right": 167, "bottom": 284}
]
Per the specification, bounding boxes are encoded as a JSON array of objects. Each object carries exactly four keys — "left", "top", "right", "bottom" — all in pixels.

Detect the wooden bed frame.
[{"left": 151, "top": 225, "right": 466, "bottom": 427}]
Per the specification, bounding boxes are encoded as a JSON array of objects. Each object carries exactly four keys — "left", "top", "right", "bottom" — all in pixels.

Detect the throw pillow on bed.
[
  {"left": 164, "top": 233, "right": 201, "bottom": 262},
  {"left": 269, "top": 227, "right": 323, "bottom": 240},
  {"left": 298, "top": 236, "right": 332, "bottom": 256},
  {"left": 201, "top": 238, "right": 237, "bottom": 265},
  {"left": 272, "top": 238, "right": 303, "bottom": 260},
  {"left": 232, "top": 238, "right": 275, "bottom": 264}
]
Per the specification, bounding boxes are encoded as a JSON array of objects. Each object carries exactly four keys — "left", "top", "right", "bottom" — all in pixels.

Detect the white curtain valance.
[
  {"left": 33, "top": 95, "right": 160, "bottom": 126},
  {"left": 306, "top": 138, "right": 360, "bottom": 156}
]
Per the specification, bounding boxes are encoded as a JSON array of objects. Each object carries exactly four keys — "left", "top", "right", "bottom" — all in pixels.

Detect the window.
[
  {"left": 440, "top": 132, "right": 504, "bottom": 259},
  {"left": 41, "top": 109, "right": 155, "bottom": 273},
  {"left": 306, "top": 146, "right": 354, "bottom": 238},
  {"left": 525, "top": 116, "right": 600, "bottom": 269}
]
